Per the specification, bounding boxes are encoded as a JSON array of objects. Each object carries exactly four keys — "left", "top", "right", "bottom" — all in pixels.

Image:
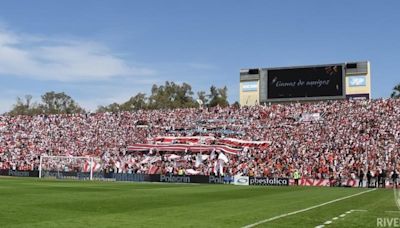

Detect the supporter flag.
[
  {"left": 218, "top": 152, "right": 229, "bottom": 163},
  {"left": 299, "top": 113, "right": 323, "bottom": 122},
  {"left": 140, "top": 156, "right": 151, "bottom": 164},
  {"left": 186, "top": 169, "right": 201, "bottom": 175},
  {"left": 216, "top": 152, "right": 228, "bottom": 176},
  {"left": 195, "top": 153, "right": 203, "bottom": 167},
  {"left": 219, "top": 160, "right": 224, "bottom": 176},
  {"left": 210, "top": 149, "right": 216, "bottom": 160},
  {"left": 213, "top": 160, "right": 218, "bottom": 174},
  {"left": 83, "top": 160, "right": 101, "bottom": 173},
  {"left": 115, "top": 161, "right": 121, "bottom": 172},
  {"left": 150, "top": 156, "right": 161, "bottom": 164},
  {"left": 149, "top": 165, "right": 159, "bottom": 174},
  {"left": 168, "top": 154, "right": 180, "bottom": 160},
  {"left": 93, "top": 162, "right": 101, "bottom": 172}
]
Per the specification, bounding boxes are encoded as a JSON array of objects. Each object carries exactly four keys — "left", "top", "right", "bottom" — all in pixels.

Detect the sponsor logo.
[
  {"left": 77, "top": 172, "right": 106, "bottom": 180},
  {"left": 249, "top": 177, "right": 289, "bottom": 186},
  {"left": 208, "top": 176, "right": 233, "bottom": 184},
  {"left": 160, "top": 175, "right": 191, "bottom": 183},
  {"left": 234, "top": 176, "right": 249, "bottom": 186},
  {"left": 114, "top": 173, "right": 144, "bottom": 182},
  {"left": 8, "top": 170, "right": 29, "bottom": 177},
  {"left": 237, "top": 177, "right": 248, "bottom": 184},
  {"left": 209, "top": 176, "right": 224, "bottom": 184}
]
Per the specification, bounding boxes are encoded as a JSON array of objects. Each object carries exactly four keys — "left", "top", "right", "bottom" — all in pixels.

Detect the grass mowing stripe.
[{"left": 241, "top": 188, "right": 376, "bottom": 228}]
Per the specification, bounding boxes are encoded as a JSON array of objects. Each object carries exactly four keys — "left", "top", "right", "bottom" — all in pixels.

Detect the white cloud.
[{"left": 0, "top": 28, "right": 155, "bottom": 81}]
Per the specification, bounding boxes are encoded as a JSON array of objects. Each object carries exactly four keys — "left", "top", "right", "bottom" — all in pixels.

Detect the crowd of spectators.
[{"left": 0, "top": 99, "right": 399, "bottom": 181}]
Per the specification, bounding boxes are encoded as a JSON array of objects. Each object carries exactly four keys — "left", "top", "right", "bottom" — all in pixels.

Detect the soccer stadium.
[
  {"left": 1, "top": 83, "right": 400, "bottom": 227},
  {"left": 1, "top": 1, "right": 400, "bottom": 228}
]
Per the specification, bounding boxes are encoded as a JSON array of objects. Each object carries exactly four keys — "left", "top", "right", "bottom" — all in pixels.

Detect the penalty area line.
[{"left": 241, "top": 188, "right": 376, "bottom": 228}]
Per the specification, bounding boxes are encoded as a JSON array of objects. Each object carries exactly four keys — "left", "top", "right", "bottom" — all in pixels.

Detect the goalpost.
[{"left": 39, "top": 155, "right": 101, "bottom": 180}]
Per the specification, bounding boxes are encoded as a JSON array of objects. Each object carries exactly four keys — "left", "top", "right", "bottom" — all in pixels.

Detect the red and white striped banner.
[
  {"left": 148, "top": 136, "right": 270, "bottom": 149},
  {"left": 83, "top": 161, "right": 101, "bottom": 173},
  {"left": 127, "top": 144, "right": 241, "bottom": 155},
  {"left": 216, "top": 138, "right": 270, "bottom": 148},
  {"left": 150, "top": 136, "right": 215, "bottom": 144}
]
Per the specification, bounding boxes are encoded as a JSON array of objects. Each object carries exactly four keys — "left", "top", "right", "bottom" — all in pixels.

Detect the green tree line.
[
  {"left": 7, "top": 81, "right": 399, "bottom": 116},
  {"left": 97, "top": 82, "right": 230, "bottom": 112},
  {"left": 391, "top": 83, "right": 400, "bottom": 98},
  {"left": 7, "top": 92, "right": 84, "bottom": 116},
  {"left": 5, "top": 82, "right": 231, "bottom": 115}
]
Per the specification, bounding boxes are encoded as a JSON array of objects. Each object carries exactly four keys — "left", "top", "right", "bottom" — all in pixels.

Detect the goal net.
[{"left": 39, "top": 155, "right": 102, "bottom": 180}]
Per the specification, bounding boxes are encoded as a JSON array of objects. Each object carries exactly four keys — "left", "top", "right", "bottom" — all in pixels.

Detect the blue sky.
[{"left": 0, "top": 1, "right": 399, "bottom": 112}]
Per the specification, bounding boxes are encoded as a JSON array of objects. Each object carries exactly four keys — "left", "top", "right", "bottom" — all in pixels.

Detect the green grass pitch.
[{"left": 0, "top": 177, "right": 397, "bottom": 228}]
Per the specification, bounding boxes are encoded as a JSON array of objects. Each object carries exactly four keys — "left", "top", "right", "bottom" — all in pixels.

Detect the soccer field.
[{"left": 0, "top": 177, "right": 397, "bottom": 228}]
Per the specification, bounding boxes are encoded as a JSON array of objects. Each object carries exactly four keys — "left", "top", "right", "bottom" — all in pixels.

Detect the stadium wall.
[
  {"left": 239, "top": 69, "right": 260, "bottom": 106},
  {"left": 1, "top": 169, "right": 395, "bottom": 188}
]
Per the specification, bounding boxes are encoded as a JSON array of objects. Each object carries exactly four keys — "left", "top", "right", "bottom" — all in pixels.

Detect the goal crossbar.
[{"left": 39, "top": 155, "right": 97, "bottom": 180}]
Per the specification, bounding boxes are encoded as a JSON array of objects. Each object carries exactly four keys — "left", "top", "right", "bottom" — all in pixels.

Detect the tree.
[
  {"left": 208, "top": 85, "right": 229, "bottom": 107},
  {"left": 148, "top": 83, "right": 168, "bottom": 109},
  {"left": 8, "top": 92, "right": 84, "bottom": 115},
  {"left": 391, "top": 83, "right": 400, "bottom": 98},
  {"left": 174, "top": 82, "right": 196, "bottom": 108},
  {"left": 148, "top": 81, "right": 196, "bottom": 109},
  {"left": 95, "top": 82, "right": 230, "bottom": 112},
  {"left": 196, "top": 91, "right": 208, "bottom": 106},
  {"left": 8, "top": 95, "right": 40, "bottom": 116},
  {"left": 120, "top": 93, "right": 148, "bottom": 111},
  {"left": 96, "top": 103, "right": 121, "bottom": 113},
  {"left": 232, "top": 101, "right": 240, "bottom": 108},
  {"left": 39, "top": 91, "right": 84, "bottom": 114}
]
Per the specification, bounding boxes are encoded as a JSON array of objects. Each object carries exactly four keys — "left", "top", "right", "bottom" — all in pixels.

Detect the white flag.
[
  {"left": 195, "top": 153, "right": 203, "bottom": 167},
  {"left": 210, "top": 149, "right": 216, "bottom": 160},
  {"left": 218, "top": 152, "right": 229, "bottom": 163},
  {"left": 186, "top": 169, "right": 201, "bottom": 175},
  {"left": 219, "top": 160, "right": 224, "bottom": 176}
]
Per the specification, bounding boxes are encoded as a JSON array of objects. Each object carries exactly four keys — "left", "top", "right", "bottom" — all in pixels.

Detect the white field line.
[
  {"left": 315, "top": 209, "right": 367, "bottom": 228},
  {"left": 393, "top": 185, "right": 400, "bottom": 211},
  {"left": 241, "top": 188, "right": 376, "bottom": 228}
]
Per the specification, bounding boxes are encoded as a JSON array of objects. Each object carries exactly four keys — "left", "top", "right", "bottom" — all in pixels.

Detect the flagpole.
[{"left": 89, "top": 157, "right": 93, "bottom": 181}]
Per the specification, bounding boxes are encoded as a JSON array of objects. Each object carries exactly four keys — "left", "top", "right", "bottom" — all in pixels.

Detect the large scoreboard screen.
[{"left": 267, "top": 65, "right": 344, "bottom": 99}]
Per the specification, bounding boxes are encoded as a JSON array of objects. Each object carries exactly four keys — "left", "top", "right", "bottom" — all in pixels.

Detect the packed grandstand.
[{"left": 0, "top": 99, "right": 399, "bottom": 185}]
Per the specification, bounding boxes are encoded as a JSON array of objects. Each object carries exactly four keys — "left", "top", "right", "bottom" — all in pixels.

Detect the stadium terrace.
[{"left": 0, "top": 99, "right": 399, "bottom": 187}]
